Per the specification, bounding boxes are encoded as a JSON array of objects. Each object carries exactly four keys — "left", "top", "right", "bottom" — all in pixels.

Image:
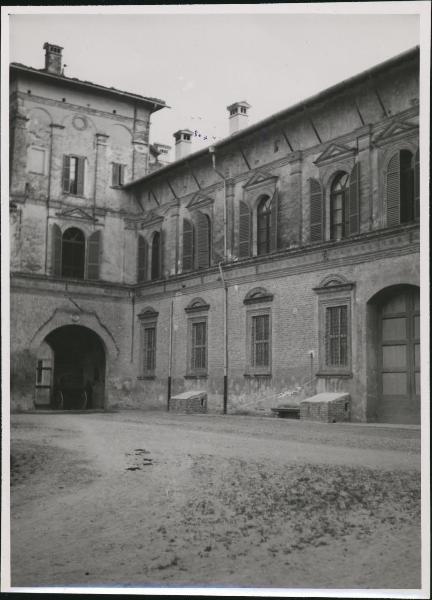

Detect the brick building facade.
[{"left": 9, "top": 44, "right": 420, "bottom": 423}]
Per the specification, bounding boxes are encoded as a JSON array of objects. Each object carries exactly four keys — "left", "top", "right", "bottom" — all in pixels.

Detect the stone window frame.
[
  {"left": 314, "top": 276, "right": 355, "bottom": 377},
  {"left": 185, "top": 298, "right": 210, "bottom": 379},
  {"left": 27, "top": 145, "right": 47, "bottom": 175},
  {"left": 137, "top": 307, "right": 159, "bottom": 379},
  {"left": 243, "top": 288, "right": 274, "bottom": 377}
]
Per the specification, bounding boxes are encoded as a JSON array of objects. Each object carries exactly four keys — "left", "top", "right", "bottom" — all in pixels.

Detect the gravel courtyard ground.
[{"left": 9, "top": 410, "right": 421, "bottom": 590}]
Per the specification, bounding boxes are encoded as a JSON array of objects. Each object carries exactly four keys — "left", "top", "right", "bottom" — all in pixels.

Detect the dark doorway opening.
[{"left": 40, "top": 325, "right": 106, "bottom": 410}]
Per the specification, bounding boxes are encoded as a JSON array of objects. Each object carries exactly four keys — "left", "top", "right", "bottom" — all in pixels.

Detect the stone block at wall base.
[
  {"left": 169, "top": 390, "right": 207, "bottom": 414},
  {"left": 300, "top": 392, "right": 351, "bottom": 423}
]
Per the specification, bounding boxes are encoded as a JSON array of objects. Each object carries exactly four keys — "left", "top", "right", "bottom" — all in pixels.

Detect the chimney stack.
[
  {"left": 173, "top": 129, "right": 193, "bottom": 161},
  {"left": 227, "top": 101, "right": 251, "bottom": 135},
  {"left": 43, "top": 42, "right": 64, "bottom": 75}
]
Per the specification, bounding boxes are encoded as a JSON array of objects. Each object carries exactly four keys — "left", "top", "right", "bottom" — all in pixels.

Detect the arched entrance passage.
[
  {"left": 35, "top": 325, "right": 106, "bottom": 410},
  {"left": 367, "top": 285, "right": 420, "bottom": 424}
]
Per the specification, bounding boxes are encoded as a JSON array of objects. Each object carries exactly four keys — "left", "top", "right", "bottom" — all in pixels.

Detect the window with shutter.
[
  {"left": 51, "top": 223, "right": 62, "bottom": 277},
  {"left": 348, "top": 162, "right": 360, "bottom": 236},
  {"left": 257, "top": 196, "right": 271, "bottom": 255},
  {"left": 137, "top": 235, "right": 148, "bottom": 282},
  {"left": 86, "top": 230, "right": 101, "bottom": 280},
  {"left": 151, "top": 231, "right": 161, "bottom": 280},
  {"left": 386, "top": 150, "right": 417, "bottom": 227},
  {"left": 76, "top": 157, "right": 85, "bottom": 195},
  {"left": 112, "top": 163, "right": 125, "bottom": 187},
  {"left": 61, "top": 227, "right": 85, "bottom": 279},
  {"left": 62, "top": 155, "right": 71, "bottom": 193},
  {"left": 310, "top": 179, "right": 323, "bottom": 242},
  {"left": 182, "top": 219, "right": 195, "bottom": 271},
  {"left": 63, "top": 155, "right": 85, "bottom": 195},
  {"left": 196, "top": 212, "right": 211, "bottom": 269},
  {"left": 270, "top": 191, "right": 279, "bottom": 251},
  {"left": 238, "top": 201, "right": 251, "bottom": 258},
  {"left": 386, "top": 152, "right": 400, "bottom": 227},
  {"left": 330, "top": 172, "right": 349, "bottom": 240}
]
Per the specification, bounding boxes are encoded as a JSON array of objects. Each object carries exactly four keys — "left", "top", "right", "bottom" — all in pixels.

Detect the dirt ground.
[{"left": 9, "top": 410, "right": 421, "bottom": 591}]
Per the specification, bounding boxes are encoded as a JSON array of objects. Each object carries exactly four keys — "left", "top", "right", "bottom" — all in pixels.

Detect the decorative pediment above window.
[
  {"left": 243, "top": 287, "right": 274, "bottom": 305},
  {"left": 56, "top": 207, "right": 96, "bottom": 222},
  {"left": 185, "top": 297, "right": 210, "bottom": 313},
  {"left": 138, "top": 306, "right": 159, "bottom": 320},
  {"left": 138, "top": 211, "right": 164, "bottom": 230},
  {"left": 313, "top": 143, "right": 357, "bottom": 167},
  {"left": 372, "top": 120, "right": 418, "bottom": 147},
  {"left": 186, "top": 192, "right": 214, "bottom": 210},
  {"left": 313, "top": 274, "right": 355, "bottom": 294},
  {"left": 243, "top": 170, "right": 278, "bottom": 190}
]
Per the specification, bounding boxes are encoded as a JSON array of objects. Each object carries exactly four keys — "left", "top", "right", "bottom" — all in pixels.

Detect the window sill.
[
  {"left": 244, "top": 372, "right": 272, "bottom": 378},
  {"left": 62, "top": 192, "right": 87, "bottom": 199},
  {"left": 137, "top": 375, "right": 155, "bottom": 380},
  {"left": 110, "top": 185, "right": 124, "bottom": 190},
  {"left": 316, "top": 371, "right": 353, "bottom": 378},
  {"left": 184, "top": 374, "right": 208, "bottom": 380}
]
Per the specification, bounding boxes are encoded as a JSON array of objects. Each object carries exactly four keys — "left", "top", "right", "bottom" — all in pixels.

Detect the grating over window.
[
  {"left": 143, "top": 326, "right": 156, "bottom": 373},
  {"left": 325, "top": 305, "right": 348, "bottom": 367},
  {"left": 191, "top": 321, "right": 207, "bottom": 371},
  {"left": 251, "top": 314, "right": 270, "bottom": 367}
]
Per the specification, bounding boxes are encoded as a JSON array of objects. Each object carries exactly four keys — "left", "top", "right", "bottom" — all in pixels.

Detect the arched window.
[
  {"left": 61, "top": 227, "right": 85, "bottom": 279},
  {"left": 137, "top": 234, "right": 148, "bottom": 282},
  {"left": 257, "top": 196, "right": 272, "bottom": 255},
  {"left": 387, "top": 149, "right": 419, "bottom": 226},
  {"left": 151, "top": 231, "right": 161, "bottom": 280},
  {"left": 330, "top": 172, "right": 349, "bottom": 240},
  {"left": 196, "top": 212, "right": 211, "bottom": 269},
  {"left": 182, "top": 219, "right": 195, "bottom": 271}
]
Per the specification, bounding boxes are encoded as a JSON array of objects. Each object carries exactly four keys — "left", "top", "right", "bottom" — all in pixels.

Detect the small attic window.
[
  {"left": 27, "top": 90, "right": 31, "bottom": 94},
  {"left": 184, "top": 134, "right": 191, "bottom": 141},
  {"left": 240, "top": 107, "right": 247, "bottom": 114}
]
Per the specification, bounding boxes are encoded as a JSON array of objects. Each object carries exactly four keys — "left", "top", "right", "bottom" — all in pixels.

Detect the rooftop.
[{"left": 10, "top": 62, "right": 168, "bottom": 112}]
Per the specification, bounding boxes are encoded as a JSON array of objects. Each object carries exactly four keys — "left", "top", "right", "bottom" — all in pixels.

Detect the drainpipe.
[
  {"left": 210, "top": 146, "right": 229, "bottom": 415},
  {"left": 167, "top": 297, "right": 174, "bottom": 410}
]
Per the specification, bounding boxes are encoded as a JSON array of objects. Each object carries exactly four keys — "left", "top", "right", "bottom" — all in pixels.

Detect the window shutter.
[
  {"left": 119, "top": 164, "right": 125, "bottom": 186},
  {"left": 182, "top": 219, "right": 194, "bottom": 271},
  {"left": 62, "top": 155, "right": 70, "bottom": 193},
  {"left": 270, "top": 190, "right": 279, "bottom": 251},
  {"left": 310, "top": 179, "right": 323, "bottom": 242},
  {"left": 159, "top": 229, "right": 165, "bottom": 278},
  {"left": 51, "top": 223, "right": 62, "bottom": 276},
  {"left": 386, "top": 152, "right": 400, "bottom": 227},
  {"left": 137, "top": 235, "right": 147, "bottom": 282},
  {"left": 348, "top": 162, "right": 360, "bottom": 236},
  {"left": 197, "top": 212, "right": 210, "bottom": 269},
  {"left": 112, "top": 163, "right": 119, "bottom": 187},
  {"left": 76, "top": 157, "right": 85, "bottom": 195},
  {"left": 238, "top": 201, "right": 251, "bottom": 258},
  {"left": 87, "top": 230, "right": 101, "bottom": 280},
  {"left": 414, "top": 149, "right": 420, "bottom": 220}
]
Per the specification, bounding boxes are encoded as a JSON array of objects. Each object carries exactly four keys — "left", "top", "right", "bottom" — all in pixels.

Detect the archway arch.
[{"left": 366, "top": 284, "right": 420, "bottom": 424}]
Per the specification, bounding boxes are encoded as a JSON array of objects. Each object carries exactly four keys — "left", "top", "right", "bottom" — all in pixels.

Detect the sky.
[{"left": 8, "top": 9, "right": 420, "bottom": 161}]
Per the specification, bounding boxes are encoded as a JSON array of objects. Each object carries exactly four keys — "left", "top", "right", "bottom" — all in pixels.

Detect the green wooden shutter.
[
  {"left": 182, "top": 219, "right": 194, "bottom": 271},
  {"left": 270, "top": 190, "right": 279, "bottom": 251},
  {"left": 386, "top": 152, "right": 400, "bottom": 227},
  {"left": 414, "top": 149, "right": 420, "bottom": 220},
  {"left": 87, "top": 230, "right": 101, "bottom": 280},
  {"left": 137, "top": 235, "right": 147, "bottom": 282},
  {"left": 348, "top": 162, "right": 360, "bottom": 236},
  {"left": 76, "top": 157, "right": 85, "bottom": 195},
  {"left": 51, "top": 223, "right": 62, "bottom": 276},
  {"left": 62, "top": 155, "right": 70, "bottom": 193},
  {"left": 310, "top": 179, "right": 323, "bottom": 242},
  {"left": 197, "top": 212, "right": 210, "bottom": 269},
  {"left": 238, "top": 201, "right": 251, "bottom": 258}
]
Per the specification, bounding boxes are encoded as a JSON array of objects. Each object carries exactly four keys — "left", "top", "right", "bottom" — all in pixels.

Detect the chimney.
[
  {"left": 227, "top": 101, "right": 251, "bottom": 135},
  {"left": 173, "top": 129, "right": 193, "bottom": 161},
  {"left": 43, "top": 42, "right": 64, "bottom": 75}
]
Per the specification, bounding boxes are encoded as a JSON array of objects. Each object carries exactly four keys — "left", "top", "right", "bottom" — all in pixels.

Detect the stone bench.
[
  {"left": 271, "top": 406, "right": 300, "bottom": 419},
  {"left": 300, "top": 392, "right": 350, "bottom": 423},
  {"left": 168, "top": 390, "right": 207, "bottom": 414}
]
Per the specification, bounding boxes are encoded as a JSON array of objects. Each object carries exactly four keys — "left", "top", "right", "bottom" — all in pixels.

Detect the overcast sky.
[{"left": 9, "top": 10, "right": 419, "bottom": 160}]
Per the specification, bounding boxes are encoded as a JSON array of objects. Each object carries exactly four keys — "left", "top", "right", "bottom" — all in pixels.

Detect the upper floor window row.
[
  {"left": 239, "top": 193, "right": 279, "bottom": 259},
  {"left": 51, "top": 225, "right": 101, "bottom": 281},
  {"left": 137, "top": 231, "right": 163, "bottom": 283},
  {"left": 63, "top": 155, "right": 85, "bottom": 196},
  {"left": 386, "top": 149, "right": 419, "bottom": 226},
  {"left": 182, "top": 212, "right": 212, "bottom": 272}
]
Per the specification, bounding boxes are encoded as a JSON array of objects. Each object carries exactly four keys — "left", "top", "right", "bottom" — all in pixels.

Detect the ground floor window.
[
  {"left": 142, "top": 326, "right": 156, "bottom": 375},
  {"left": 317, "top": 290, "right": 352, "bottom": 376},
  {"left": 246, "top": 308, "right": 272, "bottom": 375},
  {"left": 190, "top": 320, "right": 207, "bottom": 373},
  {"left": 325, "top": 305, "right": 348, "bottom": 367}
]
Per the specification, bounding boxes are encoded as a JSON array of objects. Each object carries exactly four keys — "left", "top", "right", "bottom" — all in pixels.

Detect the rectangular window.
[
  {"left": 142, "top": 326, "right": 156, "bottom": 375},
  {"left": 63, "top": 155, "right": 85, "bottom": 195},
  {"left": 28, "top": 147, "right": 45, "bottom": 174},
  {"left": 191, "top": 320, "right": 207, "bottom": 373},
  {"left": 325, "top": 305, "right": 348, "bottom": 367},
  {"left": 112, "top": 163, "right": 125, "bottom": 187},
  {"left": 251, "top": 314, "right": 270, "bottom": 368}
]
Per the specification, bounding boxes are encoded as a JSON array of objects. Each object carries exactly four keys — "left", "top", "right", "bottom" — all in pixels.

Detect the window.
[
  {"left": 51, "top": 225, "right": 101, "bottom": 280},
  {"left": 244, "top": 288, "right": 273, "bottom": 375},
  {"left": 137, "top": 235, "right": 148, "bottom": 282},
  {"left": 196, "top": 212, "right": 211, "bottom": 269},
  {"left": 325, "top": 306, "right": 348, "bottom": 367},
  {"left": 28, "top": 147, "right": 45, "bottom": 174},
  {"left": 330, "top": 164, "right": 360, "bottom": 240},
  {"left": 112, "top": 163, "right": 125, "bottom": 187},
  {"left": 142, "top": 326, "right": 156, "bottom": 374},
  {"left": 386, "top": 149, "right": 419, "bottom": 226},
  {"left": 257, "top": 196, "right": 272, "bottom": 255},
  {"left": 251, "top": 314, "right": 270, "bottom": 368},
  {"left": 61, "top": 227, "right": 85, "bottom": 279},
  {"left": 62, "top": 155, "right": 85, "bottom": 195},
  {"left": 151, "top": 231, "right": 161, "bottom": 280},
  {"left": 191, "top": 321, "right": 207, "bottom": 373},
  {"left": 310, "top": 179, "right": 324, "bottom": 242},
  {"left": 182, "top": 219, "right": 195, "bottom": 271}
]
